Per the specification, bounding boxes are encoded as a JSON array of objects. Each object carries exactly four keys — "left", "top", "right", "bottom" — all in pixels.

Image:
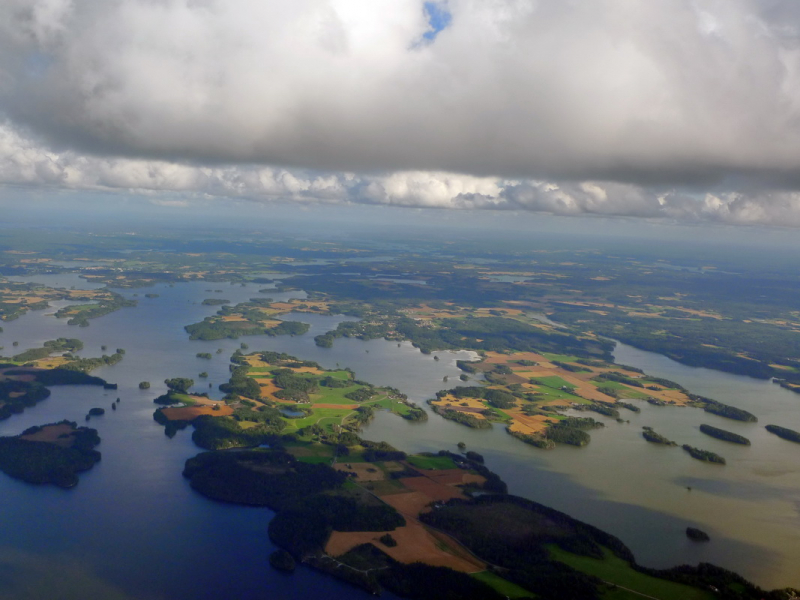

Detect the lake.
[{"left": 0, "top": 277, "right": 798, "bottom": 596}]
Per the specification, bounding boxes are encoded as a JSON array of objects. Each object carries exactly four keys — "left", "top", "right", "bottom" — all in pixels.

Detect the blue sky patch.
[{"left": 423, "top": 1, "right": 452, "bottom": 41}]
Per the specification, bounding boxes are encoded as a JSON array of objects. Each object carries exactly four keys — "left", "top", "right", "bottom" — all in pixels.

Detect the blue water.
[{"left": 1, "top": 279, "right": 799, "bottom": 591}]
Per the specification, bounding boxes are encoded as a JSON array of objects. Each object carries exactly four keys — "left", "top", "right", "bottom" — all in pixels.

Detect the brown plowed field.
[
  {"left": 325, "top": 521, "right": 484, "bottom": 573},
  {"left": 381, "top": 491, "right": 436, "bottom": 516},
  {"left": 398, "top": 477, "right": 466, "bottom": 504}
]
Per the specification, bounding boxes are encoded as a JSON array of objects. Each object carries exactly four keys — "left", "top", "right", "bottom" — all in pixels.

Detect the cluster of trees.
[
  {"left": 361, "top": 440, "right": 407, "bottom": 462},
  {"left": 219, "top": 366, "right": 261, "bottom": 400},
  {"left": 271, "top": 369, "right": 318, "bottom": 402},
  {"left": 344, "top": 387, "right": 377, "bottom": 403},
  {"left": 190, "top": 414, "right": 285, "bottom": 450},
  {"left": 702, "top": 400, "right": 757, "bottom": 422},
  {"left": 541, "top": 417, "right": 603, "bottom": 448},
  {"left": 201, "top": 298, "right": 230, "bottom": 305}
]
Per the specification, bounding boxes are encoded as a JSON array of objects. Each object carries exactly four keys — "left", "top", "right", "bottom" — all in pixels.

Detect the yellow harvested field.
[
  {"left": 326, "top": 520, "right": 484, "bottom": 573},
  {"left": 254, "top": 378, "right": 281, "bottom": 396},
  {"left": 431, "top": 395, "right": 487, "bottom": 411},
  {"left": 507, "top": 413, "right": 557, "bottom": 435},
  {"left": 31, "top": 357, "right": 70, "bottom": 369},
  {"left": 291, "top": 366, "right": 324, "bottom": 375}
]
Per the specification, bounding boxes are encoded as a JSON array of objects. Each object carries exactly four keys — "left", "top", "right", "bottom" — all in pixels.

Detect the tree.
[{"left": 164, "top": 378, "right": 194, "bottom": 393}]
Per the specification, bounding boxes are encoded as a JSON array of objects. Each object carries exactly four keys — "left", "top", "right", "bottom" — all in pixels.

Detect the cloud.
[
  {"left": 3, "top": 1, "right": 800, "bottom": 225},
  {"left": 8, "top": 118, "right": 800, "bottom": 227}
]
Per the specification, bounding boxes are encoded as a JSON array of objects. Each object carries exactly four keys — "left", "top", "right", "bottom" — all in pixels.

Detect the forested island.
[
  {"left": 642, "top": 426, "right": 677, "bottom": 446},
  {"left": 682, "top": 444, "right": 726, "bottom": 465},
  {"left": 699, "top": 424, "right": 751, "bottom": 445},
  {"left": 0, "top": 421, "right": 101, "bottom": 488},
  {"left": 765, "top": 424, "right": 800, "bottom": 444}
]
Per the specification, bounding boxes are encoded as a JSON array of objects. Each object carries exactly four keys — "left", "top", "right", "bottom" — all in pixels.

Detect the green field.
[
  {"left": 326, "top": 370, "right": 352, "bottom": 380},
  {"left": 549, "top": 546, "right": 715, "bottom": 600},
  {"left": 534, "top": 375, "right": 574, "bottom": 389},
  {"left": 542, "top": 353, "right": 582, "bottom": 363},
  {"left": 372, "top": 396, "right": 413, "bottom": 415},
  {"left": 406, "top": 454, "right": 458, "bottom": 470},
  {"left": 471, "top": 571, "right": 531, "bottom": 599},
  {"left": 589, "top": 379, "right": 651, "bottom": 399}
]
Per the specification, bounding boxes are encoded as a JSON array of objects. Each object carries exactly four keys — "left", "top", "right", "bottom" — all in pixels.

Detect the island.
[
  {"left": 699, "top": 424, "right": 751, "bottom": 445},
  {"left": 642, "top": 426, "right": 677, "bottom": 446},
  {"left": 682, "top": 444, "right": 726, "bottom": 465},
  {"left": 765, "top": 424, "right": 800, "bottom": 444},
  {"left": 0, "top": 420, "right": 101, "bottom": 488}
]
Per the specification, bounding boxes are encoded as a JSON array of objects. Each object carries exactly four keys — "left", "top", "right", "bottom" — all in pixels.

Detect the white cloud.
[{"left": 3, "top": 1, "right": 800, "bottom": 225}]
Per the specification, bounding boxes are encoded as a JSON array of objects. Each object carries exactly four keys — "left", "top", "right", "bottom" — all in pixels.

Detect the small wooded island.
[
  {"left": 0, "top": 420, "right": 101, "bottom": 488},
  {"left": 765, "top": 424, "right": 800, "bottom": 444},
  {"left": 699, "top": 424, "right": 751, "bottom": 445},
  {"left": 682, "top": 444, "right": 726, "bottom": 465}
]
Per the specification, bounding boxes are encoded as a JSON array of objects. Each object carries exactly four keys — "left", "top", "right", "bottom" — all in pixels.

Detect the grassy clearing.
[
  {"left": 542, "top": 353, "right": 581, "bottom": 363},
  {"left": 311, "top": 385, "right": 362, "bottom": 404},
  {"left": 589, "top": 379, "right": 651, "bottom": 400},
  {"left": 471, "top": 571, "right": 531, "bottom": 599},
  {"left": 169, "top": 392, "right": 199, "bottom": 405},
  {"left": 372, "top": 396, "right": 412, "bottom": 415},
  {"left": 534, "top": 376, "right": 573, "bottom": 389},
  {"left": 549, "top": 546, "right": 715, "bottom": 600},
  {"left": 406, "top": 455, "right": 458, "bottom": 470},
  {"left": 326, "top": 370, "right": 352, "bottom": 380}
]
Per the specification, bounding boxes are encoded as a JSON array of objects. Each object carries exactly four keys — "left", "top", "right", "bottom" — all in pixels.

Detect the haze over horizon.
[{"left": 4, "top": 0, "right": 800, "bottom": 227}]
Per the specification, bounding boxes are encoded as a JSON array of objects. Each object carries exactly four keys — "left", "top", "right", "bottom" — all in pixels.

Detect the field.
[
  {"left": 549, "top": 546, "right": 716, "bottom": 600},
  {"left": 406, "top": 454, "right": 458, "bottom": 470},
  {"left": 241, "top": 354, "right": 417, "bottom": 432},
  {"left": 471, "top": 571, "right": 531, "bottom": 599},
  {"left": 326, "top": 520, "right": 484, "bottom": 573},
  {"left": 435, "top": 348, "right": 698, "bottom": 444},
  {"left": 160, "top": 405, "right": 234, "bottom": 420},
  {"left": 324, "top": 454, "right": 490, "bottom": 576}
]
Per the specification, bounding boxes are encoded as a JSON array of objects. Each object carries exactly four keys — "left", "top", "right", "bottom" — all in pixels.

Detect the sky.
[{"left": 3, "top": 0, "right": 800, "bottom": 227}]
